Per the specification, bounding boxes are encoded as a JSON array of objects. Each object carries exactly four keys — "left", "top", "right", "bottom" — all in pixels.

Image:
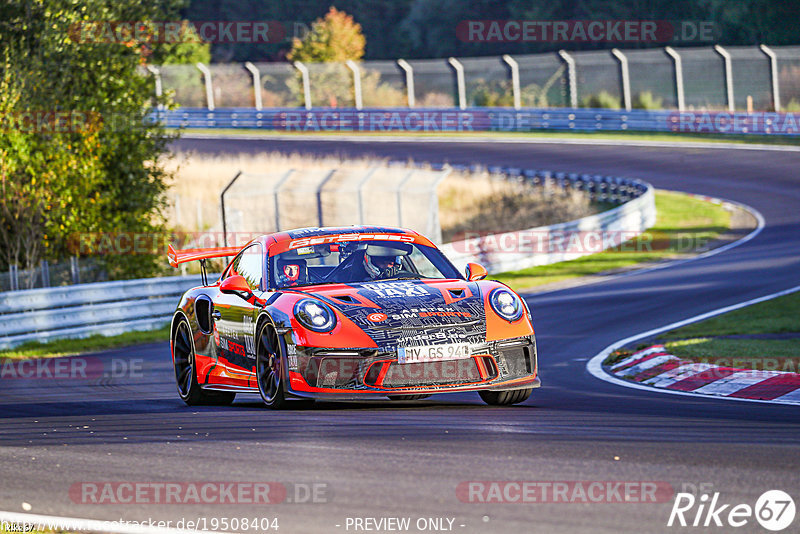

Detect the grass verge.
[
  {"left": 655, "top": 291, "right": 800, "bottom": 372},
  {"left": 495, "top": 190, "right": 734, "bottom": 291},
  {"left": 0, "top": 324, "right": 170, "bottom": 360},
  {"left": 176, "top": 128, "right": 800, "bottom": 147}
]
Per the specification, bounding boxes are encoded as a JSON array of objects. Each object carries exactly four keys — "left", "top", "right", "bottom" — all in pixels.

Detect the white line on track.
[
  {"left": 586, "top": 284, "right": 800, "bottom": 406},
  {"left": 181, "top": 132, "right": 800, "bottom": 152},
  {"left": 0, "top": 510, "right": 219, "bottom": 534}
]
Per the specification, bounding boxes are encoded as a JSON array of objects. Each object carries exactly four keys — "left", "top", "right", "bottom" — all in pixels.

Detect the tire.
[
  {"left": 387, "top": 394, "right": 431, "bottom": 401},
  {"left": 256, "top": 321, "right": 289, "bottom": 409},
  {"left": 478, "top": 388, "right": 532, "bottom": 406},
  {"left": 172, "top": 318, "right": 236, "bottom": 406}
]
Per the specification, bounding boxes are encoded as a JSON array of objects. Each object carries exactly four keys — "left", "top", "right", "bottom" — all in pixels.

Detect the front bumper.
[{"left": 284, "top": 335, "right": 539, "bottom": 399}]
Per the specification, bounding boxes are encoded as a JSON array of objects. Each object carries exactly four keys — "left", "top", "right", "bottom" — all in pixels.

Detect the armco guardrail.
[
  {"left": 0, "top": 275, "right": 203, "bottom": 350},
  {"left": 154, "top": 107, "right": 800, "bottom": 136},
  {"left": 440, "top": 167, "right": 656, "bottom": 273},
  {"left": 0, "top": 169, "right": 654, "bottom": 349}
]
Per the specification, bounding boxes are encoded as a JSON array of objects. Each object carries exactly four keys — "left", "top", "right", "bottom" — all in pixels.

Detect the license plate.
[{"left": 397, "top": 343, "right": 472, "bottom": 364}]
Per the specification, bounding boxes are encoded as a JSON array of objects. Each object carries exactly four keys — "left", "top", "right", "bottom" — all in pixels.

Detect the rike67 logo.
[{"left": 668, "top": 490, "right": 795, "bottom": 531}]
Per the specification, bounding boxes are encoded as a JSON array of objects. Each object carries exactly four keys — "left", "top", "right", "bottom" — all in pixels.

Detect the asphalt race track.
[{"left": 1, "top": 137, "right": 799, "bottom": 533}]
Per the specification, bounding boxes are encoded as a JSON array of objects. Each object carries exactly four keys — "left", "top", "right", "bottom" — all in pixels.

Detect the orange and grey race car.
[{"left": 167, "top": 226, "right": 539, "bottom": 408}]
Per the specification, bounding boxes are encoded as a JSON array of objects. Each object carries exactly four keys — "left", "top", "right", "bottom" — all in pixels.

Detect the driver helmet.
[{"left": 364, "top": 253, "right": 402, "bottom": 279}]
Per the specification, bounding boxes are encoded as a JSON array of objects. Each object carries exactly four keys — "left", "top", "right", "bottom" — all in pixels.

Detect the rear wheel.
[
  {"left": 387, "top": 395, "right": 431, "bottom": 401},
  {"left": 172, "top": 318, "right": 235, "bottom": 406},
  {"left": 478, "top": 388, "right": 532, "bottom": 406}
]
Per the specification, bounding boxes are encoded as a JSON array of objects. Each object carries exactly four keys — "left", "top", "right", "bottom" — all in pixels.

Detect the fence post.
[
  {"left": 70, "top": 256, "right": 80, "bottom": 285},
  {"left": 397, "top": 59, "right": 415, "bottom": 107},
  {"left": 714, "top": 45, "right": 734, "bottom": 112},
  {"left": 357, "top": 167, "right": 379, "bottom": 225},
  {"left": 448, "top": 57, "right": 467, "bottom": 110},
  {"left": 10, "top": 264, "right": 18, "bottom": 291},
  {"left": 196, "top": 62, "right": 215, "bottom": 111},
  {"left": 395, "top": 170, "right": 416, "bottom": 228},
  {"left": 244, "top": 62, "right": 263, "bottom": 111},
  {"left": 345, "top": 60, "right": 363, "bottom": 110},
  {"left": 557, "top": 50, "right": 578, "bottom": 108},
  {"left": 273, "top": 169, "right": 295, "bottom": 232},
  {"left": 611, "top": 48, "right": 632, "bottom": 111},
  {"left": 664, "top": 47, "right": 685, "bottom": 111},
  {"left": 760, "top": 44, "right": 781, "bottom": 112},
  {"left": 220, "top": 171, "right": 243, "bottom": 247},
  {"left": 145, "top": 65, "right": 163, "bottom": 110},
  {"left": 428, "top": 166, "right": 452, "bottom": 244},
  {"left": 502, "top": 55, "right": 521, "bottom": 110},
  {"left": 293, "top": 61, "right": 312, "bottom": 110},
  {"left": 316, "top": 170, "right": 337, "bottom": 227}
]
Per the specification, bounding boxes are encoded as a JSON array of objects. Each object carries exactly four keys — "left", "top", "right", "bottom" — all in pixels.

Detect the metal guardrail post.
[
  {"left": 145, "top": 65, "right": 163, "bottom": 110},
  {"left": 611, "top": 49, "right": 632, "bottom": 111},
  {"left": 273, "top": 169, "right": 294, "bottom": 231},
  {"left": 557, "top": 50, "right": 578, "bottom": 108},
  {"left": 428, "top": 166, "right": 452, "bottom": 244},
  {"left": 395, "top": 170, "right": 416, "bottom": 227},
  {"left": 448, "top": 57, "right": 467, "bottom": 110},
  {"left": 397, "top": 59, "right": 415, "bottom": 107},
  {"left": 714, "top": 45, "right": 734, "bottom": 112},
  {"left": 293, "top": 61, "right": 312, "bottom": 110},
  {"left": 345, "top": 60, "right": 363, "bottom": 110},
  {"left": 316, "top": 170, "right": 337, "bottom": 227},
  {"left": 40, "top": 260, "right": 50, "bottom": 288},
  {"left": 357, "top": 167, "right": 379, "bottom": 225},
  {"left": 70, "top": 256, "right": 80, "bottom": 285},
  {"left": 9, "top": 264, "right": 18, "bottom": 291},
  {"left": 664, "top": 47, "right": 685, "bottom": 111},
  {"left": 244, "top": 62, "right": 263, "bottom": 111},
  {"left": 760, "top": 44, "right": 781, "bottom": 112},
  {"left": 220, "top": 171, "right": 243, "bottom": 247},
  {"left": 502, "top": 55, "right": 521, "bottom": 110},
  {"left": 196, "top": 62, "right": 215, "bottom": 111}
]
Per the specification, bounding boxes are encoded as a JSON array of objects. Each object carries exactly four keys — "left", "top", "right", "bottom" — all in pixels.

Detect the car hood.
[{"left": 300, "top": 279, "right": 487, "bottom": 349}]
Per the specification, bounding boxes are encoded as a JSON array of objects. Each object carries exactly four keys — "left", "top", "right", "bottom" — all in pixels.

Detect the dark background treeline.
[{"left": 183, "top": 0, "right": 800, "bottom": 62}]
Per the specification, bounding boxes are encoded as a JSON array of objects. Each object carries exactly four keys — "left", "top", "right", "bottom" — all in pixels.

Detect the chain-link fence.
[
  {"left": 0, "top": 258, "right": 107, "bottom": 292},
  {"left": 220, "top": 166, "right": 451, "bottom": 247},
  {"left": 155, "top": 45, "right": 800, "bottom": 112}
]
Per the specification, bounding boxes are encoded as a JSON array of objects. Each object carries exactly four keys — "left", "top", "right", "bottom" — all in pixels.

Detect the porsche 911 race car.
[{"left": 167, "top": 226, "right": 539, "bottom": 408}]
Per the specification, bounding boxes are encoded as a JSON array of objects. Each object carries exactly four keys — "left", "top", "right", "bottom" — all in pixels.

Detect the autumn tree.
[{"left": 0, "top": 0, "right": 198, "bottom": 282}]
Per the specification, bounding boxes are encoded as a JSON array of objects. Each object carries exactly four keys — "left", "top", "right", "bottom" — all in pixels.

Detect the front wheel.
[
  {"left": 256, "top": 322, "right": 289, "bottom": 409},
  {"left": 172, "top": 318, "right": 235, "bottom": 406},
  {"left": 478, "top": 388, "right": 532, "bottom": 406}
]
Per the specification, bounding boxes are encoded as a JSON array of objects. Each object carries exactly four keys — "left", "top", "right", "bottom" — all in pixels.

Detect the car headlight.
[
  {"left": 489, "top": 288, "right": 524, "bottom": 322},
  {"left": 294, "top": 298, "right": 337, "bottom": 332}
]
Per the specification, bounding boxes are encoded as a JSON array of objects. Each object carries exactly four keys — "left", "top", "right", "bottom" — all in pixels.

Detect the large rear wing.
[{"left": 168, "top": 244, "right": 240, "bottom": 285}]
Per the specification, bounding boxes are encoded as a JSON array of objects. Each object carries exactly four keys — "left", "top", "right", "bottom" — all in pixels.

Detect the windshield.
[{"left": 269, "top": 239, "right": 461, "bottom": 289}]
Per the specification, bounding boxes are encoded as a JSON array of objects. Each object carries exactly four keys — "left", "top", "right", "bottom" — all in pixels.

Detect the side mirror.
[
  {"left": 220, "top": 275, "right": 252, "bottom": 296},
  {"left": 465, "top": 262, "right": 488, "bottom": 281}
]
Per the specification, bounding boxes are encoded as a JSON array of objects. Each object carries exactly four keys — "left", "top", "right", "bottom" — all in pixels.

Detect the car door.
[{"left": 213, "top": 243, "right": 265, "bottom": 387}]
